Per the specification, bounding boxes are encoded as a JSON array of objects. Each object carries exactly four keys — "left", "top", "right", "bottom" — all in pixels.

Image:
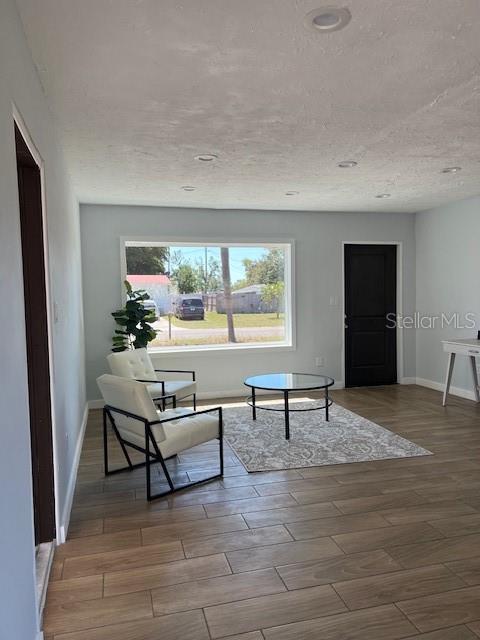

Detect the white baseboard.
[
  {"left": 58, "top": 403, "right": 89, "bottom": 543},
  {"left": 88, "top": 380, "right": 346, "bottom": 410},
  {"left": 415, "top": 376, "right": 478, "bottom": 401},
  {"left": 88, "top": 389, "right": 256, "bottom": 408},
  {"left": 88, "top": 378, "right": 476, "bottom": 409}
]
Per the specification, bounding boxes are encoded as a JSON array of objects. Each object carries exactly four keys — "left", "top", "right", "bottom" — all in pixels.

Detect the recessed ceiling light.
[
  {"left": 195, "top": 154, "right": 218, "bottom": 162},
  {"left": 181, "top": 186, "right": 196, "bottom": 191},
  {"left": 441, "top": 166, "right": 461, "bottom": 173},
  {"left": 305, "top": 6, "right": 352, "bottom": 32},
  {"left": 285, "top": 191, "right": 299, "bottom": 196},
  {"left": 375, "top": 193, "right": 391, "bottom": 199},
  {"left": 338, "top": 160, "right": 357, "bottom": 168}
]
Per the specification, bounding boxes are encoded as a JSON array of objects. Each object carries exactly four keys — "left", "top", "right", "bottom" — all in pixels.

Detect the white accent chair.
[
  {"left": 107, "top": 348, "right": 197, "bottom": 410},
  {"left": 97, "top": 374, "right": 223, "bottom": 500}
]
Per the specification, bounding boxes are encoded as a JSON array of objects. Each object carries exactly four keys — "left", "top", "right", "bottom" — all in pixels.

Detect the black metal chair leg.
[
  {"left": 103, "top": 403, "right": 224, "bottom": 501},
  {"left": 108, "top": 410, "right": 134, "bottom": 469},
  {"left": 104, "top": 409, "right": 135, "bottom": 475},
  {"left": 150, "top": 435, "right": 175, "bottom": 493},
  {"left": 145, "top": 424, "right": 151, "bottom": 500},
  {"left": 284, "top": 390, "right": 290, "bottom": 440},
  {"left": 103, "top": 408, "right": 109, "bottom": 475},
  {"left": 193, "top": 393, "right": 197, "bottom": 411},
  {"left": 219, "top": 407, "right": 224, "bottom": 475}
]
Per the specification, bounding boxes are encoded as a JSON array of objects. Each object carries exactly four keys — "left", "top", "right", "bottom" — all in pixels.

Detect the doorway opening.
[
  {"left": 15, "top": 122, "right": 56, "bottom": 604},
  {"left": 344, "top": 243, "right": 398, "bottom": 387}
]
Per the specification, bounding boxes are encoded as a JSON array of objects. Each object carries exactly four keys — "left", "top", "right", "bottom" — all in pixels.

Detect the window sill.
[{"left": 148, "top": 341, "right": 295, "bottom": 358}]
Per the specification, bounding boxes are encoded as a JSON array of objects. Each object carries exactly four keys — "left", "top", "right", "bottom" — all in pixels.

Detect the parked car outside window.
[
  {"left": 141, "top": 299, "right": 159, "bottom": 321},
  {"left": 175, "top": 298, "right": 205, "bottom": 320}
]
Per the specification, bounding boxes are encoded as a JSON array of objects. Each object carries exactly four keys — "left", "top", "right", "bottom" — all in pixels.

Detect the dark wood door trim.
[{"left": 15, "top": 122, "right": 56, "bottom": 545}]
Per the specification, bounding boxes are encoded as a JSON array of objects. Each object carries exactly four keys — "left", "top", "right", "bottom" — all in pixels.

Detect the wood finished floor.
[{"left": 43, "top": 385, "right": 480, "bottom": 639}]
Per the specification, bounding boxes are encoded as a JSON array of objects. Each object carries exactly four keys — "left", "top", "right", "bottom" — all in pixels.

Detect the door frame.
[
  {"left": 13, "top": 105, "right": 62, "bottom": 544},
  {"left": 341, "top": 241, "right": 404, "bottom": 387}
]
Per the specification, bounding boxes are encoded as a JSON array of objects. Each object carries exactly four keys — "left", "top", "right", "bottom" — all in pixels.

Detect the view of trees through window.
[{"left": 124, "top": 243, "right": 290, "bottom": 349}]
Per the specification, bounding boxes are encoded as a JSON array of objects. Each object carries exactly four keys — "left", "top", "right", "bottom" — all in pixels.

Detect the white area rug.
[{"left": 223, "top": 400, "right": 432, "bottom": 472}]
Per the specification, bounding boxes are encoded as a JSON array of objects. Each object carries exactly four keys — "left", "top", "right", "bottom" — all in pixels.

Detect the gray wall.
[
  {"left": 81, "top": 204, "right": 416, "bottom": 400},
  {"left": 416, "top": 196, "right": 480, "bottom": 392},
  {"left": 0, "top": 0, "right": 86, "bottom": 636}
]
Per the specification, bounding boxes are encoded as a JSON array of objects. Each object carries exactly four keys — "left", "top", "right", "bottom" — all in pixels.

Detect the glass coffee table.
[{"left": 244, "top": 373, "right": 335, "bottom": 440}]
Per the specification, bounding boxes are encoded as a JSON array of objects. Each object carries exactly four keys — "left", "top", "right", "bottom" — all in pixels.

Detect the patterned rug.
[{"left": 223, "top": 400, "right": 432, "bottom": 472}]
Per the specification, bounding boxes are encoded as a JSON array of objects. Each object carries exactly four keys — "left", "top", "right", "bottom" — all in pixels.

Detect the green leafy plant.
[
  {"left": 261, "top": 281, "right": 285, "bottom": 318},
  {"left": 111, "top": 281, "right": 157, "bottom": 351}
]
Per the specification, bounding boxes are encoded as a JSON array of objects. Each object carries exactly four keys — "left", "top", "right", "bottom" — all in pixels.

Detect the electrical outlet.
[
  {"left": 329, "top": 296, "right": 338, "bottom": 306},
  {"left": 315, "top": 356, "right": 324, "bottom": 367}
]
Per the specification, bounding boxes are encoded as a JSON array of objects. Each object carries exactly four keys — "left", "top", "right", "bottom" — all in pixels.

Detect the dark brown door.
[
  {"left": 344, "top": 244, "right": 397, "bottom": 388},
  {"left": 15, "top": 124, "right": 55, "bottom": 545}
]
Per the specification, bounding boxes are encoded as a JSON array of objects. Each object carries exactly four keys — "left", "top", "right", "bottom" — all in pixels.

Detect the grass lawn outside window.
[{"left": 171, "top": 311, "right": 284, "bottom": 329}]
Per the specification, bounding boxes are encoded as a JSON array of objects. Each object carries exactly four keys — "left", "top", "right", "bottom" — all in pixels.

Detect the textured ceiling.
[{"left": 16, "top": 0, "right": 480, "bottom": 212}]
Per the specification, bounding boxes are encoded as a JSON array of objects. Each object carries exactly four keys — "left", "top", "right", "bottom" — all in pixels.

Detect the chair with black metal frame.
[
  {"left": 107, "top": 348, "right": 197, "bottom": 411},
  {"left": 97, "top": 374, "right": 223, "bottom": 500}
]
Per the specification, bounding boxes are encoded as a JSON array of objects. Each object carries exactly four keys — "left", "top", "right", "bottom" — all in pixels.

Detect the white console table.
[{"left": 442, "top": 338, "right": 480, "bottom": 406}]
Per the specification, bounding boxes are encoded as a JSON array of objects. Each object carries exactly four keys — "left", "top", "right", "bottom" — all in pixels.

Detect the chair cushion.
[
  {"left": 159, "top": 409, "right": 219, "bottom": 458},
  {"left": 147, "top": 380, "right": 197, "bottom": 401},
  {"left": 112, "top": 407, "right": 219, "bottom": 460},
  {"left": 108, "top": 350, "right": 196, "bottom": 400},
  {"left": 97, "top": 374, "right": 166, "bottom": 442},
  {"left": 107, "top": 348, "right": 157, "bottom": 381}
]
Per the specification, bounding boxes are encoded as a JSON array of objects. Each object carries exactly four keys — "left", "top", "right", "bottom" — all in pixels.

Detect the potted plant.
[{"left": 111, "top": 280, "right": 157, "bottom": 351}]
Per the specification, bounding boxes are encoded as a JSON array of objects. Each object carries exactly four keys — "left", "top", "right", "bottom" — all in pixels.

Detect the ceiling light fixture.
[
  {"left": 375, "top": 193, "right": 391, "bottom": 199},
  {"left": 305, "top": 6, "right": 351, "bottom": 32},
  {"left": 338, "top": 160, "right": 357, "bottom": 168},
  {"left": 285, "top": 191, "right": 299, "bottom": 196},
  {"left": 441, "top": 166, "right": 461, "bottom": 173},
  {"left": 195, "top": 154, "right": 218, "bottom": 162},
  {"left": 181, "top": 186, "right": 196, "bottom": 191}
]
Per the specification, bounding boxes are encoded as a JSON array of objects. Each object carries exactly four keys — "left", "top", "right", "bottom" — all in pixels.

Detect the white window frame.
[{"left": 120, "top": 236, "right": 296, "bottom": 355}]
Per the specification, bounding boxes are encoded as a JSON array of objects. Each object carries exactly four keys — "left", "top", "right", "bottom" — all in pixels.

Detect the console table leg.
[
  {"left": 284, "top": 390, "right": 290, "bottom": 440},
  {"left": 470, "top": 356, "right": 480, "bottom": 402},
  {"left": 443, "top": 352, "right": 455, "bottom": 406}
]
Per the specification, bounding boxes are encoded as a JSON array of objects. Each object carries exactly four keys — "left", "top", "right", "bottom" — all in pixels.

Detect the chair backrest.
[
  {"left": 97, "top": 374, "right": 166, "bottom": 442},
  {"left": 107, "top": 348, "right": 157, "bottom": 381}
]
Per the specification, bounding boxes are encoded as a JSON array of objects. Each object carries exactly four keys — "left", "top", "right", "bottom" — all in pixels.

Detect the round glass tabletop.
[{"left": 244, "top": 372, "right": 334, "bottom": 391}]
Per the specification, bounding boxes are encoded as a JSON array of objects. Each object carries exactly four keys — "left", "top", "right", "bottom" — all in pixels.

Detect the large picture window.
[{"left": 121, "top": 240, "right": 293, "bottom": 352}]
